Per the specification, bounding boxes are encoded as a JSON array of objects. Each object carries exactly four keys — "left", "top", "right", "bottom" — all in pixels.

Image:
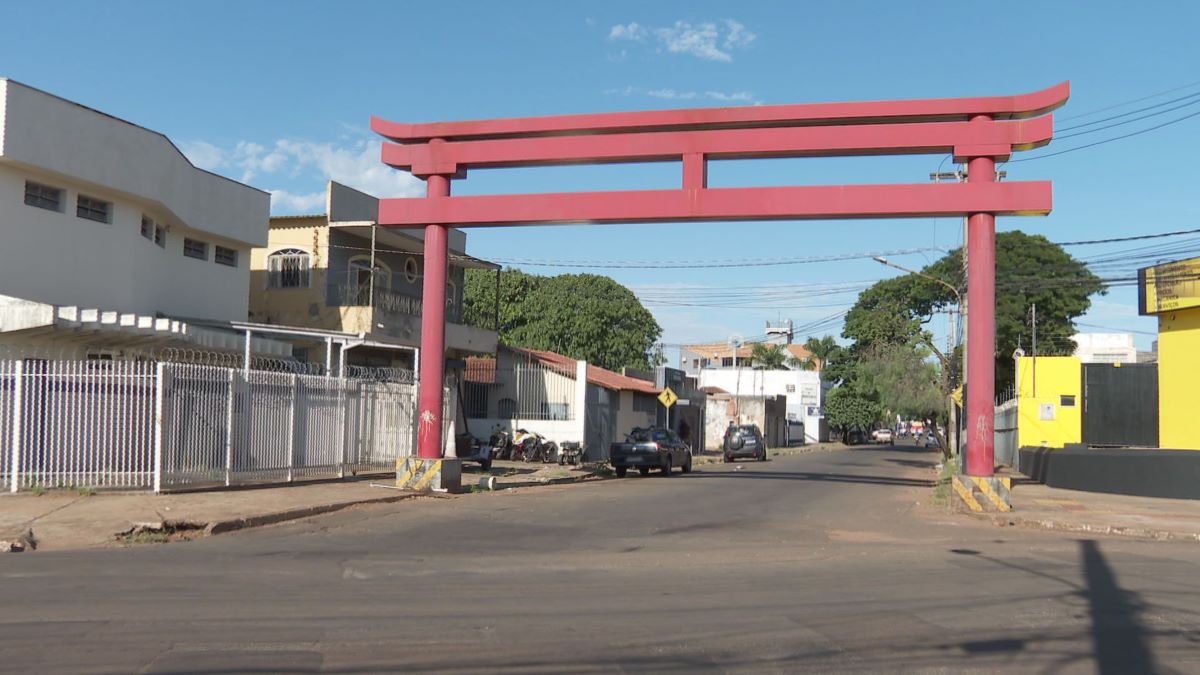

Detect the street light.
[
  {"left": 872, "top": 256, "right": 961, "bottom": 305},
  {"left": 873, "top": 255, "right": 963, "bottom": 457}
]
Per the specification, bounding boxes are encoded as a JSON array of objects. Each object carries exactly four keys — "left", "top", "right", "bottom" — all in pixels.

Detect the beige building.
[{"left": 248, "top": 182, "right": 498, "bottom": 369}]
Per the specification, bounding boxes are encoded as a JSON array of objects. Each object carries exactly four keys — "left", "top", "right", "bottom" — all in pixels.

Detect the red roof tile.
[{"left": 508, "top": 346, "right": 660, "bottom": 394}]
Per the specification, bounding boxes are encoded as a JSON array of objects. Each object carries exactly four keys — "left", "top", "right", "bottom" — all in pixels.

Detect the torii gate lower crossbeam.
[{"left": 375, "top": 83, "right": 1069, "bottom": 481}]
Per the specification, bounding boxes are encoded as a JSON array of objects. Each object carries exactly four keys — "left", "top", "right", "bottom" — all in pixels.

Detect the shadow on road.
[
  {"left": 691, "top": 470, "right": 933, "bottom": 488},
  {"left": 1080, "top": 539, "right": 1158, "bottom": 675}
]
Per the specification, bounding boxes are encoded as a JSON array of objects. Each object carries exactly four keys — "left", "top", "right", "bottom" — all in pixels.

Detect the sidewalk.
[
  {"left": 991, "top": 478, "right": 1200, "bottom": 542},
  {"left": 0, "top": 461, "right": 600, "bottom": 552}
]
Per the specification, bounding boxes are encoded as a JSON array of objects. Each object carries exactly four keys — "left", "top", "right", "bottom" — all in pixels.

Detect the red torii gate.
[{"left": 373, "top": 82, "right": 1069, "bottom": 478}]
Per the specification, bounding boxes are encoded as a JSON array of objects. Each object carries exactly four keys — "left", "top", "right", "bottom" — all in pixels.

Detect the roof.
[
  {"left": 700, "top": 386, "right": 729, "bottom": 395},
  {"left": 682, "top": 341, "right": 818, "bottom": 367},
  {"left": 509, "top": 346, "right": 661, "bottom": 395}
]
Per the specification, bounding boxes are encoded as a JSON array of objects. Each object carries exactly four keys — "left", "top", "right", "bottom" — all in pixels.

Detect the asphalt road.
[{"left": 2, "top": 444, "right": 1199, "bottom": 673}]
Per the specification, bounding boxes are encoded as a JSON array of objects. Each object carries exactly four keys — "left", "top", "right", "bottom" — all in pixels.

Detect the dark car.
[
  {"left": 610, "top": 427, "right": 692, "bottom": 477},
  {"left": 724, "top": 424, "right": 767, "bottom": 462}
]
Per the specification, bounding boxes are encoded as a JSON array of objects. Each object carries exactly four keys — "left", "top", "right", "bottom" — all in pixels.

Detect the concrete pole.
[
  {"left": 417, "top": 173, "right": 451, "bottom": 459},
  {"left": 965, "top": 123, "right": 996, "bottom": 477}
]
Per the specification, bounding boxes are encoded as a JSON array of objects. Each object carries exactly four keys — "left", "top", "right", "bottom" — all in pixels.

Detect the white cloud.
[
  {"left": 647, "top": 88, "right": 698, "bottom": 100},
  {"left": 609, "top": 18, "right": 755, "bottom": 62},
  {"left": 608, "top": 22, "right": 647, "bottom": 41},
  {"left": 178, "top": 140, "right": 225, "bottom": 171},
  {"left": 614, "top": 87, "right": 761, "bottom": 104},
  {"left": 723, "top": 19, "right": 756, "bottom": 50},
  {"left": 655, "top": 21, "right": 727, "bottom": 61},
  {"left": 268, "top": 189, "right": 326, "bottom": 214},
  {"left": 179, "top": 135, "right": 425, "bottom": 215},
  {"left": 703, "top": 90, "right": 754, "bottom": 102}
]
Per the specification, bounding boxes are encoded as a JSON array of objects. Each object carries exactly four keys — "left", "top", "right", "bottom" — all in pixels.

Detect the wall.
[
  {"left": 1015, "top": 356, "right": 1082, "bottom": 449},
  {"left": 0, "top": 165, "right": 254, "bottom": 322},
  {"left": 1158, "top": 308, "right": 1200, "bottom": 450},
  {"left": 699, "top": 367, "right": 827, "bottom": 442},
  {"left": 703, "top": 395, "right": 787, "bottom": 450},
  {"left": 615, "top": 390, "right": 657, "bottom": 441}
]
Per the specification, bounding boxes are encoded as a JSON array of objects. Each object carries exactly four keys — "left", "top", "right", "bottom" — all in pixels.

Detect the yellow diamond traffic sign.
[{"left": 658, "top": 387, "right": 679, "bottom": 408}]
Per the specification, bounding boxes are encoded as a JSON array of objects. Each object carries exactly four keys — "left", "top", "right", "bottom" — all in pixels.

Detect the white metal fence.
[
  {"left": 1, "top": 359, "right": 417, "bottom": 493},
  {"left": 462, "top": 359, "right": 577, "bottom": 421}
]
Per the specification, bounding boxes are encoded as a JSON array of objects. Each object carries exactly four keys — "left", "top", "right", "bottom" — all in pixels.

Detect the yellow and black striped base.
[
  {"left": 396, "top": 457, "right": 462, "bottom": 493},
  {"left": 952, "top": 475, "right": 1012, "bottom": 513}
]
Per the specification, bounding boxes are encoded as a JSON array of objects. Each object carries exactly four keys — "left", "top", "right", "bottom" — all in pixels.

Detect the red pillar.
[
  {"left": 417, "top": 174, "right": 450, "bottom": 459},
  {"left": 965, "top": 122, "right": 996, "bottom": 477}
]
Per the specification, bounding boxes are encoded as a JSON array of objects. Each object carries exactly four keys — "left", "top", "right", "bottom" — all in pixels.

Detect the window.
[
  {"left": 348, "top": 258, "right": 391, "bottom": 305},
  {"left": 140, "top": 216, "right": 155, "bottom": 240},
  {"left": 498, "top": 398, "right": 517, "bottom": 418},
  {"left": 541, "top": 402, "right": 570, "bottom": 420},
  {"left": 77, "top": 195, "right": 112, "bottom": 223},
  {"left": 154, "top": 225, "right": 166, "bottom": 248},
  {"left": 214, "top": 246, "right": 238, "bottom": 267},
  {"left": 183, "top": 238, "right": 208, "bottom": 260},
  {"left": 632, "top": 393, "right": 657, "bottom": 414},
  {"left": 24, "top": 181, "right": 63, "bottom": 211},
  {"left": 267, "top": 248, "right": 311, "bottom": 288},
  {"left": 1060, "top": 395, "right": 1077, "bottom": 407},
  {"left": 785, "top": 384, "right": 796, "bottom": 393}
]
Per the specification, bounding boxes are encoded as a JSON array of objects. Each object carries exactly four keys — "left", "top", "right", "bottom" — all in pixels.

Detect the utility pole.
[
  {"left": 1031, "top": 302, "right": 1038, "bottom": 398},
  {"left": 932, "top": 169, "right": 967, "bottom": 456}
]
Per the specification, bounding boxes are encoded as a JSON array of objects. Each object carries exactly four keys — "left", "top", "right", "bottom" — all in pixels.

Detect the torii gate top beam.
[{"left": 372, "top": 82, "right": 1068, "bottom": 144}]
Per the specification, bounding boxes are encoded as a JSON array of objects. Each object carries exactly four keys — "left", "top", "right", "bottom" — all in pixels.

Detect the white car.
[{"left": 871, "top": 428, "right": 894, "bottom": 444}]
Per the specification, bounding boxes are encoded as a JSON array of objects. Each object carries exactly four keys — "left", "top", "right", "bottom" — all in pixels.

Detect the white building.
[
  {"left": 0, "top": 78, "right": 267, "bottom": 321},
  {"left": 0, "top": 78, "right": 274, "bottom": 357},
  {"left": 1071, "top": 333, "right": 1137, "bottom": 364},
  {"left": 698, "top": 368, "right": 830, "bottom": 443}
]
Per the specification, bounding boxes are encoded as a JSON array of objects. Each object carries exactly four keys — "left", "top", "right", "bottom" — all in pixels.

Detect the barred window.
[
  {"left": 24, "top": 181, "right": 63, "bottom": 211},
  {"left": 183, "top": 238, "right": 208, "bottom": 260},
  {"left": 154, "top": 225, "right": 166, "bottom": 247},
  {"left": 77, "top": 195, "right": 112, "bottom": 223},
  {"left": 267, "top": 248, "right": 311, "bottom": 288},
  {"left": 140, "top": 216, "right": 155, "bottom": 240},
  {"left": 214, "top": 246, "right": 238, "bottom": 267},
  {"left": 632, "top": 393, "right": 657, "bottom": 414}
]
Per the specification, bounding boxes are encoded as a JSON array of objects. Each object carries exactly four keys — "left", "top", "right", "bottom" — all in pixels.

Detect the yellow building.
[
  {"left": 248, "top": 182, "right": 498, "bottom": 369},
  {"left": 1141, "top": 255, "right": 1200, "bottom": 450},
  {"left": 1014, "top": 356, "right": 1082, "bottom": 449}
]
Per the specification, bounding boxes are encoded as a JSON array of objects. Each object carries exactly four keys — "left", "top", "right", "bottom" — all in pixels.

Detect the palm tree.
[
  {"left": 783, "top": 335, "right": 840, "bottom": 371},
  {"left": 750, "top": 343, "right": 788, "bottom": 370}
]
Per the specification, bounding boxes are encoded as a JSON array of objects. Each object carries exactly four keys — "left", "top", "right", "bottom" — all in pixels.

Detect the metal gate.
[{"left": 1082, "top": 363, "right": 1158, "bottom": 447}]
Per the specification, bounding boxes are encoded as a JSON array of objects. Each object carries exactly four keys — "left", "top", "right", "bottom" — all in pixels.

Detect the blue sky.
[{"left": 5, "top": 0, "right": 1199, "bottom": 354}]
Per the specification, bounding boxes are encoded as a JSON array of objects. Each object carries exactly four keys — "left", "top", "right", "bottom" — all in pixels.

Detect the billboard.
[{"left": 1139, "top": 256, "right": 1200, "bottom": 315}]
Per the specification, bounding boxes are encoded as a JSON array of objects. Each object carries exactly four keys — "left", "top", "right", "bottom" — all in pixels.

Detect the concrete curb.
[
  {"left": 976, "top": 513, "right": 1200, "bottom": 543},
  {"left": 200, "top": 493, "right": 427, "bottom": 536},
  {"left": 694, "top": 444, "right": 845, "bottom": 465}
]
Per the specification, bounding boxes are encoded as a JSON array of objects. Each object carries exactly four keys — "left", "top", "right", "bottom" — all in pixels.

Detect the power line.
[
  {"left": 1012, "top": 107, "right": 1200, "bottom": 163},
  {"left": 1055, "top": 95, "right": 1200, "bottom": 140},
  {"left": 1056, "top": 78, "right": 1200, "bottom": 123},
  {"left": 1056, "top": 89, "right": 1200, "bottom": 133},
  {"left": 1055, "top": 227, "right": 1200, "bottom": 247}
]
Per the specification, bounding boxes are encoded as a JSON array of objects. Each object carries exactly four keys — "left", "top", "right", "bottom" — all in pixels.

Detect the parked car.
[
  {"left": 610, "top": 427, "right": 692, "bottom": 477},
  {"left": 871, "top": 428, "right": 894, "bottom": 445},
  {"left": 723, "top": 424, "right": 767, "bottom": 462}
]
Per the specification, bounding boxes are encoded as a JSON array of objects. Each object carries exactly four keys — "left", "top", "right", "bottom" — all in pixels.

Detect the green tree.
[
  {"left": 789, "top": 335, "right": 839, "bottom": 371},
  {"left": 465, "top": 269, "right": 662, "bottom": 372},
  {"left": 856, "top": 341, "right": 951, "bottom": 458},
  {"left": 844, "top": 230, "right": 1103, "bottom": 396},
  {"left": 750, "top": 343, "right": 789, "bottom": 370},
  {"left": 823, "top": 384, "right": 881, "bottom": 440},
  {"left": 463, "top": 268, "right": 542, "bottom": 333}
]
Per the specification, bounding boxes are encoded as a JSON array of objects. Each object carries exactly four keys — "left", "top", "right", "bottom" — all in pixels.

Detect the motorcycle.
[
  {"left": 513, "top": 429, "right": 558, "bottom": 463},
  {"left": 488, "top": 425, "right": 513, "bottom": 461}
]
